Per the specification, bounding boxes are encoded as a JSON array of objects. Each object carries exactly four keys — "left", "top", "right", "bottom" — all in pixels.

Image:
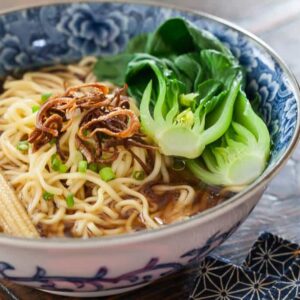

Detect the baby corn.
[{"left": 0, "top": 173, "right": 39, "bottom": 238}]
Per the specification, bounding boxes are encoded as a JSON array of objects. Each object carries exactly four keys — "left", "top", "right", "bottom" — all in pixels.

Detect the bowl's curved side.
[
  {"left": 0, "top": 1, "right": 297, "bottom": 248},
  {"left": 0, "top": 1, "right": 298, "bottom": 296},
  {"left": 0, "top": 186, "right": 264, "bottom": 296}
]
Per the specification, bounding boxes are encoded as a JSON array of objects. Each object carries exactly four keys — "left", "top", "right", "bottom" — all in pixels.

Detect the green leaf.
[
  {"left": 93, "top": 53, "right": 134, "bottom": 86},
  {"left": 179, "top": 93, "right": 199, "bottom": 109},
  {"left": 200, "top": 73, "right": 242, "bottom": 145},
  {"left": 126, "top": 54, "right": 184, "bottom": 120},
  {"left": 125, "top": 34, "right": 149, "bottom": 53},
  {"left": 91, "top": 17, "right": 270, "bottom": 168},
  {"left": 147, "top": 18, "right": 232, "bottom": 58},
  {"left": 126, "top": 54, "right": 162, "bottom": 100},
  {"left": 197, "top": 79, "right": 222, "bottom": 102},
  {"left": 200, "top": 49, "right": 239, "bottom": 88},
  {"left": 201, "top": 90, "right": 228, "bottom": 115},
  {"left": 92, "top": 32, "right": 150, "bottom": 85},
  {"left": 129, "top": 54, "right": 241, "bottom": 158},
  {"left": 174, "top": 53, "right": 203, "bottom": 91}
]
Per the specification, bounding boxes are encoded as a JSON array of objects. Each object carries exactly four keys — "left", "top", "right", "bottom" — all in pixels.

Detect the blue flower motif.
[
  {"left": 0, "top": 34, "right": 31, "bottom": 72},
  {"left": 0, "top": 17, "right": 6, "bottom": 39},
  {"left": 57, "top": 4, "right": 129, "bottom": 56},
  {"left": 121, "top": 5, "right": 170, "bottom": 37},
  {"left": 248, "top": 73, "right": 279, "bottom": 126}
]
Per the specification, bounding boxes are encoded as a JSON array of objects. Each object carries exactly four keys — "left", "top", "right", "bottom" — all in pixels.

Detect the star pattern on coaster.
[
  {"left": 243, "top": 232, "right": 299, "bottom": 277},
  {"left": 266, "top": 258, "right": 300, "bottom": 300},
  {"left": 190, "top": 232, "right": 300, "bottom": 300},
  {"left": 189, "top": 256, "right": 276, "bottom": 300}
]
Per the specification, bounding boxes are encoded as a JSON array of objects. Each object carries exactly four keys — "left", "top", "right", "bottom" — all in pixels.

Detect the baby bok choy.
[
  {"left": 187, "top": 91, "right": 270, "bottom": 186},
  {"left": 93, "top": 17, "right": 271, "bottom": 186},
  {"left": 125, "top": 51, "right": 242, "bottom": 159}
]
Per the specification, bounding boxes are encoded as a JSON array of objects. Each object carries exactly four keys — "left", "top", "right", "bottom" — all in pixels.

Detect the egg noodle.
[{"left": 0, "top": 57, "right": 198, "bottom": 238}]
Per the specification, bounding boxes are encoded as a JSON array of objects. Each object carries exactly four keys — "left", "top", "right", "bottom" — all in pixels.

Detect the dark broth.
[{"left": 140, "top": 168, "right": 235, "bottom": 226}]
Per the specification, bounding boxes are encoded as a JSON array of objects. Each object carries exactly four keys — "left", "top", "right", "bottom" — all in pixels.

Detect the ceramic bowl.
[{"left": 0, "top": 1, "right": 299, "bottom": 298}]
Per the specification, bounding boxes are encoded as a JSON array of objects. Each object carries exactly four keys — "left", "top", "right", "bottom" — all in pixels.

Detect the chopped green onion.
[
  {"left": 49, "top": 138, "right": 57, "bottom": 145},
  {"left": 172, "top": 158, "right": 186, "bottom": 171},
  {"left": 17, "top": 140, "right": 29, "bottom": 151},
  {"left": 32, "top": 105, "right": 40, "bottom": 113},
  {"left": 41, "top": 93, "right": 52, "bottom": 103},
  {"left": 78, "top": 160, "right": 88, "bottom": 173},
  {"left": 51, "top": 154, "right": 61, "bottom": 171},
  {"left": 66, "top": 193, "right": 75, "bottom": 208},
  {"left": 43, "top": 191, "right": 54, "bottom": 201},
  {"left": 51, "top": 154, "right": 68, "bottom": 173},
  {"left": 88, "top": 162, "right": 99, "bottom": 173},
  {"left": 133, "top": 170, "right": 145, "bottom": 180},
  {"left": 99, "top": 167, "right": 116, "bottom": 182},
  {"left": 59, "top": 164, "right": 68, "bottom": 173},
  {"left": 83, "top": 129, "right": 90, "bottom": 137}
]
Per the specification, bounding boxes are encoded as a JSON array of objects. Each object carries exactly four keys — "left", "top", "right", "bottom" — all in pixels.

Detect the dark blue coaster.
[
  {"left": 189, "top": 256, "right": 277, "bottom": 300},
  {"left": 265, "top": 257, "right": 300, "bottom": 300},
  {"left": 243, "top": 232, "right": 299, "bottom": 278}
]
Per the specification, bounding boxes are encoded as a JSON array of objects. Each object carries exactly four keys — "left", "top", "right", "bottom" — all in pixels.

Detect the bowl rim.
[{"left": 0, "top": 0, "right": 299, "bottom": 249}]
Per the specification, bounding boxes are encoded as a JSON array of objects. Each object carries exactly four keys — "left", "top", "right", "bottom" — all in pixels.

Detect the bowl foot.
[{"left": 39, "top": 283, "right": 149, "bottom": 298}]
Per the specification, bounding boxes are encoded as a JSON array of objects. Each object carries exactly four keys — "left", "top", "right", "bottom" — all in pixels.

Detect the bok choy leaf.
[
  {"left": 126, "top": 55, "right": 242, "bottom": 158},
  {"left": 93, "top": 17, "right": 271, "bottom": 186},
  {"left": 187, "top": 91, "right": 270, "bottom": 186}
]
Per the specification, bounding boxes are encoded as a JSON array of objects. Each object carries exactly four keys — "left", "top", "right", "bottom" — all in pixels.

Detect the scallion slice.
[
  {"left": 88, "top": 162, "right": 98, "bottom": 173},
  {"left": 66, "top": 193, "right": 75, "bottom": 208},
  {"left": 99, "top": 167, "right": 116, "bottom": 182},
  {"left": 59, "top": 164, "right": 68, "bottom": 173},
  {"left": 78, "top": 160, "right": 88, "bottom": 173},
  {"left": 51, "top": 154, "right": 61, "bottom": 171},
  {"left": 32, "top": 105, "right": 40, "bottom": 113},
  {"left": 16, "top": 141, "right": 29, "bottom": 151},
  {"left": 133, "top": 170, "right": 145, "bottom": 180},
  {"left": 43, "top": 191, "right": 54, "bottom": 201},
  {"left": 41, "top": 93, "right": 52, "bottom": 103}
]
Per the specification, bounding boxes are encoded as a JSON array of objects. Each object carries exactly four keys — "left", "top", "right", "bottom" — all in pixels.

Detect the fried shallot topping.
[{"left": 28, "top": 83, "right": 155, "bottom": 169}]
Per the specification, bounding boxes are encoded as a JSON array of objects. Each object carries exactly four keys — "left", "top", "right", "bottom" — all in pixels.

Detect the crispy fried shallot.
[{"left": 29, "top": 82, "right": 156, "bottom": 171}]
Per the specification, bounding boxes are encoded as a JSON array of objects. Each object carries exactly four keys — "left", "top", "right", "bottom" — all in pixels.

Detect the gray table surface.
[{"left": 0, "top": 0, "right": 300, "bottom": 299}]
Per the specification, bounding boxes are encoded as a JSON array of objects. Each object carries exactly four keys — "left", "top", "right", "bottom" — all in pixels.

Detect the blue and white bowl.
[{"left": 0, "top": 1, "right": 299, "bottom": 298}]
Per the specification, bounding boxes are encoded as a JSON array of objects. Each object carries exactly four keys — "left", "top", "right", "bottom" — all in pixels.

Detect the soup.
[{"left": 0, "top": 18, "right": 270, "bottom": 238}]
